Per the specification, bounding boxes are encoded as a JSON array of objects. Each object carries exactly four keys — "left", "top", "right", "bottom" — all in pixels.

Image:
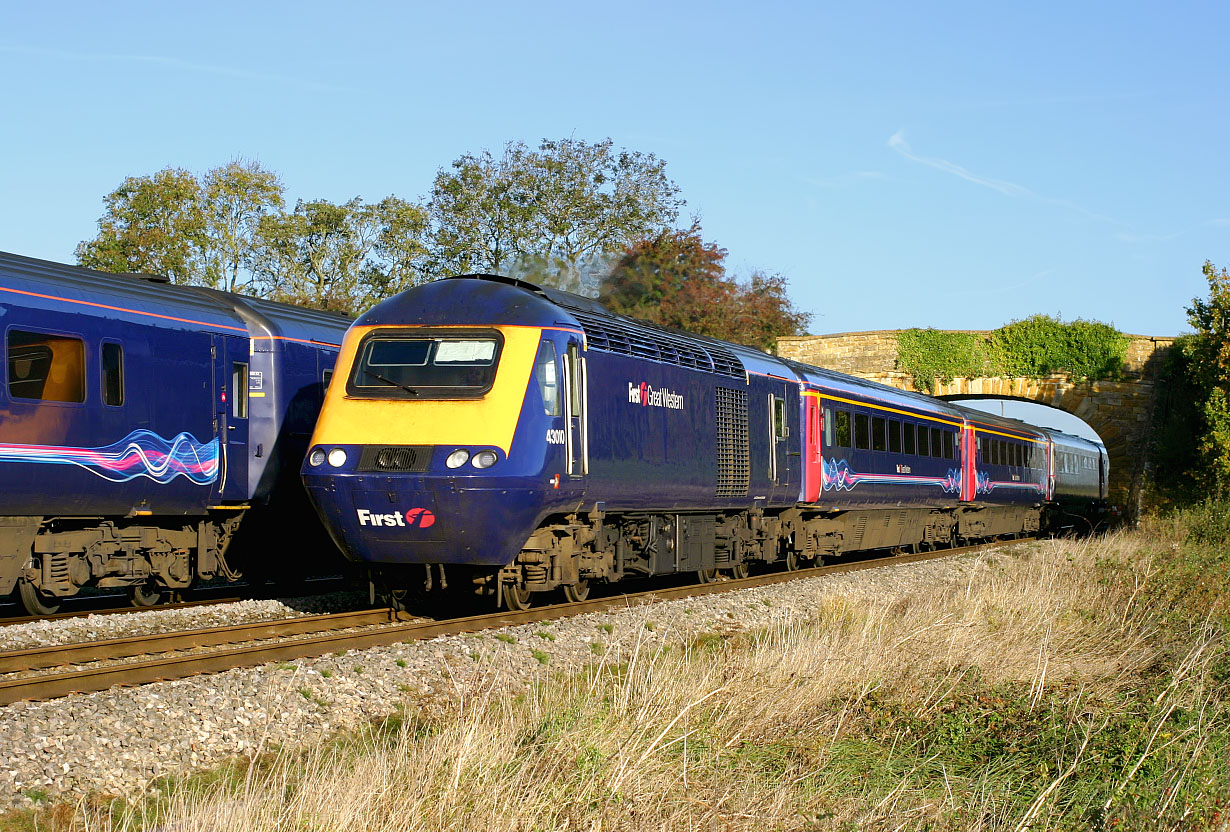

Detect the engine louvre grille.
[
  {"left": 715, "top": 387, "right": 750, "bottom": 498},
  {"left": 357, "top": 445, "right": 432, "bottom": 473},
  {"left": 565, "top": 309, "right": 746, "bottom": 380}
]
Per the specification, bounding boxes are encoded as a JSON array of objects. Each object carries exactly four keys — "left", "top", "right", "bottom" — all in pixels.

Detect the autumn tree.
[
  {"left": 601, "top": 223, "right": 811, "bottom": 350},
  {"left": 249, "top": 196, "right": 429, "bottom": 314},
  {"left": 428, "top": 138, "right": 683, "bottom": 292}
]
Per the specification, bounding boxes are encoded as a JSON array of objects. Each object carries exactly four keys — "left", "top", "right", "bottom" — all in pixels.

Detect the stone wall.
[{"left": 775, "top": 331, "right": 1176, "bottom": 512}]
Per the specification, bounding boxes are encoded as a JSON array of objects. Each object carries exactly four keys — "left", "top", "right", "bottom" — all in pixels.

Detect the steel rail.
[
  {"left": 0, "top": 538, "right": 1033, "bottom": 706},
  {"left": 0, "top": 608, "right": 403, "bottom": 674}
]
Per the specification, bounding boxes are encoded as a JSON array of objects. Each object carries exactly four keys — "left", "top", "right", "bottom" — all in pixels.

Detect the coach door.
[
  {"left": 767, "top": 382, "right": 796, "bottom": 499},
  {"left": 212, "top": 335, "right": 250, "bottom": 502},
  {"left": 561, "top": 339, "right": 588, "bottom": 478}
]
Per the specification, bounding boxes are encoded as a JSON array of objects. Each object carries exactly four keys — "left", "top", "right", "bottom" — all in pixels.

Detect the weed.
[
  {"left": 531, "top": 649, "right": 550, "bottom": 665},
  {"left": 395, "top": 658, "right": 407, "bottom": 668},
  {"left": 496, "top": 633, "right": 517, "bottom": 644},
  {"left": 589, "top": 642, "right": 605, "bottom": 655},
  {"left": 597, "top": 622, "right": 613, "bottom": 634},
  {"left": 536, "top": 630, "right": 556, "bottom": 641}
]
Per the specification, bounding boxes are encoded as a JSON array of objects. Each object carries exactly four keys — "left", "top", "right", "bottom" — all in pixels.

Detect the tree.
[
  {"left": 601, "top": 222, "right": 811, "bottom": 350},
  {"left": 428, "top": 138, "right": 684, "bottom": 286},
  {"left": 1183, "top": 260, "right": 1230, "bottom": 491},
  {"left": 76, "top": 167, "right": 205, "bottom": 283},
  {"left": 200, "top": 159, "right": 285, "bottom": 292},
  {"left": 77, "top": 160, "right": 285, "bottom": 291},
  {"left": 249, "top": 196, "right": 429, "bottom": 314}
]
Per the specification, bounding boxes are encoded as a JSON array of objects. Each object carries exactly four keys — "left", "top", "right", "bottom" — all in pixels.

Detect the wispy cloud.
[
  {"left": 888, "top": 130, "right": 1033, "bottom": 197},
  {"left": 888, "top": 129, "right": 1129, "bottom": 226},
  {"left": 0, "top": 44, "right": 350, "bottom": 93}
]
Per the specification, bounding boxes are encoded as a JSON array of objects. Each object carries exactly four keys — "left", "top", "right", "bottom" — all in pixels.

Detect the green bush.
[{"left": 896, "top": 315, "right": 1129, "bottom": 392}]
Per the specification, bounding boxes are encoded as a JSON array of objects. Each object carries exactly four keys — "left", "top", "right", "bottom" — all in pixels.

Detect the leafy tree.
[
  {"left": 200, "top": 159, "right": 285, "bottom": 292},
  {"left": 77, "top": 160, "right": 284, "bottom": 291},
  {"left": 1182, "top": 261, "right": 1230, "bottom": 491},
  {"left": 601, "top": 223, "right": 811, "bottom": 350},
  {"left": 249, "top": 196, "right": 429, "bottom": 314},
  {"left": 76, "top": 167, "right": 205, "bottom": 283},
  {"left": 428, "top": 138, "right": 683, "bottom": 286}
]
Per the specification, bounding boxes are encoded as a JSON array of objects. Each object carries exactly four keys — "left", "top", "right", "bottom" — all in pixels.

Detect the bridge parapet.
[{"left": 776, "top": 331, "right": 1176, "bottom": 513}]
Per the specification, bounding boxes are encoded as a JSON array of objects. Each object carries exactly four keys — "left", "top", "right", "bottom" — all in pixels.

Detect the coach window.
[
  {"left": 534, "top": 340, "right": 561, "bottom": 416},
  {"left": 7, "top": 330, "right": 85, "bottom": 403},
  {"left": 835, "top": 410, "right": 851, "bottom": 447},
  {"left": 101, "top": 342, "right": 124, "bottom": 406},
  {"left": 931, "top": 427, "right": 943, "bottom": 460},
  {"left": 943, "top": 430, "right": 954, "bottom": 459},
  {"left": 916, "top": 424, "right": 929, "bottom": 456},
  {"left": 888, "top": 419, "right": 902, "bottom": 453},
  {"left": 871, "top": 416, "right": 886, "bottom": 451},
  {"left": 854, "top": 413, "right": 870, "bottom": 450},
  {"left": 823, "top": 407, "right": 834, "bottom": 447},
  {"left": 903, "top": 422, "right": 916, "bottom": 455},
  {"left": 232, "top": 363, "right": 248, "bottom": 419}
]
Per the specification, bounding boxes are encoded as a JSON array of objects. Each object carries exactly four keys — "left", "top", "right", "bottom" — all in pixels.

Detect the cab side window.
[{"left": 534, "top": 340, "right": 561, "bottom": 416}]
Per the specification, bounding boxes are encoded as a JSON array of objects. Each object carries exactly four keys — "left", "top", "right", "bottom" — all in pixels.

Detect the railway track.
[
  {"left": 0, "top": 577, "right": 351, "bottom": 628},
  {"left": 0, "top": 538, "right": 1032, "bottom": 706}
]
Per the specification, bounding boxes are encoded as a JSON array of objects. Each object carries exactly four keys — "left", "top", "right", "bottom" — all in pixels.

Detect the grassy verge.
[{"left": 5, "top": 513, "right": 1229, "bottom": 831}]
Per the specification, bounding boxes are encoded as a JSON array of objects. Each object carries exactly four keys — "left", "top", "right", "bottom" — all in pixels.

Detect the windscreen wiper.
[{"left": 363, "top": 370, "right": 419, "bottom": 396}]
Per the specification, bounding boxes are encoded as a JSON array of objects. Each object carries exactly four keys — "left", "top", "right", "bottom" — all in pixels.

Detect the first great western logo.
[{"left": 627, "top": 381, "right": 685, "bottom": 411}]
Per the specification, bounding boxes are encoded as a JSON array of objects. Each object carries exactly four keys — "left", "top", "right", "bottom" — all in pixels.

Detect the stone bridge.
[{"left": 775, "top": 330, "right": 1176, "bottom": 512}]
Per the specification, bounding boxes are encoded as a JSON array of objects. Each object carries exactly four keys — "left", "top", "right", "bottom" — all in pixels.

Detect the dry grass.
[{"left": 23, "top": 530, "right": 1230, "bottom": 831}]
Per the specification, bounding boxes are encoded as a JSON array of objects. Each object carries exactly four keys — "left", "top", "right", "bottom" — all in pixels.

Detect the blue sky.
[{"left": 2, "top": 0, "right": 1225, "bottom": 352}]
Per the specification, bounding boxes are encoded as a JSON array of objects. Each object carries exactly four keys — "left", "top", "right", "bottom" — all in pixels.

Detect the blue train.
[
  {"left": 0, "top": 251, "right": 351, "bottom": 614},
  {"left": 302, "top": 275, "right": 1108, "bottom": 610}
]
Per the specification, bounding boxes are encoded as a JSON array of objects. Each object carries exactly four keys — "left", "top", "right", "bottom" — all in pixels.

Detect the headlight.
[
  {"left": 472, "top": 450, "right": 498, "bottom": 469},
  {"left": 445, "top": 449, "right": 470, "bottom": 469},
  {"left": 327, "top": 448, "right": 348, "bottom": 468},
  {"left": 308, "top": 448, "right": 326, "bottom": 467}
]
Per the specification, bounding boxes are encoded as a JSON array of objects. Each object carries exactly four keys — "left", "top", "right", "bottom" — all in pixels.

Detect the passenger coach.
[{"left": 0, "top": 251, "right": 350, "bottom": 614}]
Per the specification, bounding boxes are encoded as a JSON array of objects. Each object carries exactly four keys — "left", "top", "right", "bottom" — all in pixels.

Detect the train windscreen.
[{"left": 348, "top": 331, "right": 503, "bottom": 399}]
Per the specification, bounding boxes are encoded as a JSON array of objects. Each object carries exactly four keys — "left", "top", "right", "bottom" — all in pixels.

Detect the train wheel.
[
  {"left": 128, "top": 582, "right": 163, "bottom": 608},
  {"left": 563, "top": 580, "right": 591, "bottom": 603},
  {"left": 696, "top": 568, "right": 721, "bottom": 584},
  {"left": 727, "top": 561, "right": 749, "bottom": 579},
  {"left": 18, "top": 580, "right": 61, "bottom": 616},
  {"left": 503, "top": 584, "right": 533, "bottom": 611}
]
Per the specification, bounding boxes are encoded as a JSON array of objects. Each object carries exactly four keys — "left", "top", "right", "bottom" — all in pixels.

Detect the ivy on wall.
[{"left": 896, "top": 315, "right": 1130, "bottom": 392}]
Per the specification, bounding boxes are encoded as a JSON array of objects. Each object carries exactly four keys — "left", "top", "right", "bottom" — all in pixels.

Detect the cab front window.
[{"left": 347, "top": 329, "right": 504, "bottom": 399}]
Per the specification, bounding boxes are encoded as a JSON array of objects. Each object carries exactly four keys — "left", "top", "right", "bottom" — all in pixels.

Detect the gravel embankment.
[{"left": 0, "top": 547, "right": 1027, "bottom": 809}]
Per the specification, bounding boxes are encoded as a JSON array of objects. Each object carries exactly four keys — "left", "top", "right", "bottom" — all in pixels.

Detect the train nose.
[{"left": 303, "top": 471, "right": 546, "bottom": 567}]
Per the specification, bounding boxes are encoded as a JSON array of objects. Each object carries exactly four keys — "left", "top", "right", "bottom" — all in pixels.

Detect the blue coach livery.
[
  {"left": 303, "top": 275, "right": 1108, "bottom": 610},
  {"left": 0, "top": 251, "right": 351, "bottom": 614}
]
